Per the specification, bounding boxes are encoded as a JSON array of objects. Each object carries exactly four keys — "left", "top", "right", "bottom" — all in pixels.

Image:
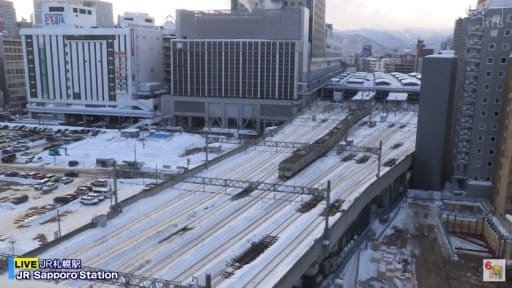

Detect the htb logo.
[{"left": 483, "top": 259, "right": 506, "bottom": 282}]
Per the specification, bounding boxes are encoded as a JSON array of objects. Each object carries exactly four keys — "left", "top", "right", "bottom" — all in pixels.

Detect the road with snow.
[{"left": 35, "top": 103, "right": 417, "bottom": 287}]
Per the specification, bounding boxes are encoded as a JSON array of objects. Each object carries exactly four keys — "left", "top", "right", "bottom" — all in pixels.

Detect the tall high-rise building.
[
  {"left": 286, "top": 0, "right": 325, "bottom": 58},
  {"left": 232, "top": 0, "right": 326, "bottom": 58},
  {"left": 413, "top": 54, "right": 458, "bottom": 191},
  {"left": 492, "top": 54, "right": 512, "bottom": 216},
  {"left": 415, "top": 39, "right": 434, "bottom": 73},
  {"left": 451, "top": 0, "right": 512, "bottom": 196},
  {"left": 0, "top": 0, "right": 18, "bottom": 37},
  {"left": 33, "top": 0, "right": 114, "bottom": 28},
  {"left": 0, "top": 35, "right": 26, "bottom": 111}
]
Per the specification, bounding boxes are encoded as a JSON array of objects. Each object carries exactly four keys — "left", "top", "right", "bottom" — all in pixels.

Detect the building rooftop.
[{"left": 477, "top": 0, "right": 512, "bottom": 9}]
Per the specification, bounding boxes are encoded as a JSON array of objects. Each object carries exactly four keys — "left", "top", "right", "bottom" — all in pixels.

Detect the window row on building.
[{"left": 170, "top": 40, "right": 301, "bottom": 101}]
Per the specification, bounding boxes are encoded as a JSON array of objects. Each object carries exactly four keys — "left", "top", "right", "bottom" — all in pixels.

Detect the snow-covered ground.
[
  {"left": 2, "top": 103, "right": 418, "bottom": 287},
  {"left": 0, "top": 177, "right": 155, "bottom": 255},
  {"left": 30, "top": 130, "right": 238, "bottom": 172}
]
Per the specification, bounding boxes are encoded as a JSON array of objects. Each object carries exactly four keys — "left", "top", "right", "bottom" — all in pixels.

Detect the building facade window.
[{"left": 487, "top": 57, "right": 494, "bottom": 64}]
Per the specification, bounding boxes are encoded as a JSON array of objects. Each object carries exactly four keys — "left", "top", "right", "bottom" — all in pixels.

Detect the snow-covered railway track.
[{"left": 62, "top": 151, "right": 267, "bottom": 263}]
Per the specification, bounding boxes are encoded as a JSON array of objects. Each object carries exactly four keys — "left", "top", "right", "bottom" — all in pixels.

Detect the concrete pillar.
[
  {"left": 476, "top": 219, "right": 483, "bottom": 235},
  {"left": 187, "top": 116, "right": 192, "bottom": 129},
  {"left": 381, "top": 187, "right": 391, "bottom": 208},
  {"left": 391, "top": 178, "right": 401, "bottom": 201},
  {"left": 505, "top": 241, "right": 512, "bottom": 259},
  {"left": 304, "top": 261, "right": 320, "bottom": 277}
]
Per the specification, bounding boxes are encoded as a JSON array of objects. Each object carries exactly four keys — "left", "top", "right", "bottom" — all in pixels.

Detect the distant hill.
[{"left": 334, "top": 28, "right": 452, "bottom": 56}]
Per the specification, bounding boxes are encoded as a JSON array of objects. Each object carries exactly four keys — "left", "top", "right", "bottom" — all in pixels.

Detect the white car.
[
  {"left": 93, "top": 187, "right": 111, "bottom": 199},
  {"left": 60, "top": 177, "right": 73, "bottom": 185},
  {"left": 88, "top": 192, "right": 105, "bottom": 202},
  {"left": 80, "top": 196, "right": 99, "bottom": 205}
]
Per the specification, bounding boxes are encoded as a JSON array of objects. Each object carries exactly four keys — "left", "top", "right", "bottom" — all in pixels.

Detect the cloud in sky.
[
  {"left": 326, "top": 0, "right": 475, "bottom": 30},
  {"left": 13, "top": 0, "right": 476, "bottom": 30}
]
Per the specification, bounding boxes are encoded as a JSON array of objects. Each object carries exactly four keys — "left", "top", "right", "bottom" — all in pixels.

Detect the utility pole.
[
  {"left": 8, "top": 238, "right": 15, "bottom": 256},
  {"left": 111, "top": 161, "right": 120, "bottom": 213},
  {"left": 155, "top": 163, "right": 158, "bottom": 184},
  {"left": 56, "top": 209, "right": 62, "bottom": 237},
  {"left": 134, "top": 144, "right": 137, "bottom": 163},
  {"left": 205, "top": 119, "right": 210, "bottom": 170},
  {"left": 323, "top": 181, "right": 331, "bottom": 245},
  {"left": 377, "top": 140, "right": 382, "bottom": 178}
]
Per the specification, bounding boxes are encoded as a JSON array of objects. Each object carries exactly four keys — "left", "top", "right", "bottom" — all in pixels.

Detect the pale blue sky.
[{"left": 13, "top": 0, "right": 476, "bottom": 30}]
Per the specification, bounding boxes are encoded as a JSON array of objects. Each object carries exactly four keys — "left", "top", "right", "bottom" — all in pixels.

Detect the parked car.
[
  {"left": 65, "top": 193, "right": 79, "bottom": 200},
  {"left": 10, "top": 194, "right": 29, "bottom": 205},
  {"left": 91, "top": 179, "right": 109, "bottom": 187},
  {"left": 41, "top": 183, "right": 58, "bottom": 194},
  {"left": 60, "top": 177, "right": 73, "bottom": 184},
  {"left": 64, "top": 171, "right": 79, "bottom": 177},
  {"left": 80, "top": 196, "right": 100, "bottom": 205},
  {"left": 76, "top": 185, "right": 93, "bottom": 195},
  {"left": 4, "top": 171, "right": 18, "bottom": 177},
  {"left": 68, "top": 160, "right": 79, "bottom": 167},
  {"left": 88, "top": 192, "right": 105, "bottom": 202},
  {"left": 92, "top": 187, "right": 111, "bottom": 199},
  {"left": 38, "top": 178, "right": 50, "bottom": 185},
  {"left": 33, "top": 173, "right": 46, "bottom": 180},
  {"left": 53, "top": 195, "right": 74, "bottom": 205}
]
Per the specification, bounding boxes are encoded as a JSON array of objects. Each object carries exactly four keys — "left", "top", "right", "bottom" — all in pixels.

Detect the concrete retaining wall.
[{"left": 441, "top": 214, "right": 512, "bottom": 258}]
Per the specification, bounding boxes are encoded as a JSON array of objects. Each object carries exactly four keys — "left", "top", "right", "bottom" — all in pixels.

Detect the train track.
[
  {"left": 53, "top": 110, "right": 351, "bottom": 287},
  {"left": 134, "top": 118, "right": 350, "bottom": 280},
  {"left": 64, "top": 152, "right": 272, "bottom": 263},
  {"left": 219, "top": 111, "right": 418, "bottom": 287},
  {"left": 41, "top": 107, "right": 417, "bottom": 288}
]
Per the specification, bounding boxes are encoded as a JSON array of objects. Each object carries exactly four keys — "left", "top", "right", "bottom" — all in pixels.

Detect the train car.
[{"left": 278, "top": 107, "right": 371, "bottom": 179}]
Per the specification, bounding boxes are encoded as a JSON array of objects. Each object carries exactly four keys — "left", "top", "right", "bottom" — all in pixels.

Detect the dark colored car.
[
  {"left": 53, "top": 195, "right": 74, "bottom": 205},
  {"left": 68, "top": 160, "right": 79, "bottom": 167},
  {"left": 65, "top": 193, "right": 79, "bottom": 200},
  {"left": 4, "top": 171, "right": 18, "bottom": 177},
  {"left": 10, "top": 194, "right": 29, "bottom": 205},
  {"left": 64, "top": 171, "right": 79, "bottom": 177}
]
